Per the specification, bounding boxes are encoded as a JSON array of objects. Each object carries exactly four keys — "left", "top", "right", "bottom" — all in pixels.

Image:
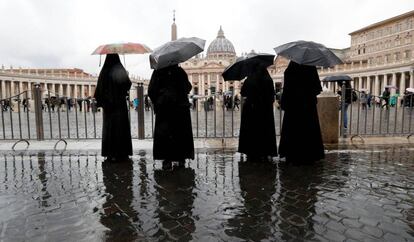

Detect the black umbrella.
[
  {"left": 274, "top": 40, "right": 343, "bottom": 67},
  {"left": 322, "top": 75, "right": 353, "bottom": 86},
  {"left": 149, "top": 37, "right": 206, "bottom": 69},
  {"left": 322, "top": 75, "right": 352, "bottom": 82},
  {"left": 222, "top": 53, "right": 275, "bottom": 81}
]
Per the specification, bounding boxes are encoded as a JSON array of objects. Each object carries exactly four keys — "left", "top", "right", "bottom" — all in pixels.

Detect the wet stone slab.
[{"left": 0, "top": 145, "right": 413, "bottom": 241}]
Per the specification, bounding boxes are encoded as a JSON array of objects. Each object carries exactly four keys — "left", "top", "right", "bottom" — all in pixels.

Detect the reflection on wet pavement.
[{"left": 0, "top": 146, "right": 413, "bottom": 241}]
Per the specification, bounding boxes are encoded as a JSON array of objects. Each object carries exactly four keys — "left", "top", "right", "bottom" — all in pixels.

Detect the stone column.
[
  {"left": 59, "top": 84, "right": 63, "bottom": 96},
  {"left": 66, "top": 84, "right": 70, "bottom": 98},
  {"left": 374, "top": 75, "right": 380, "bottom": 96},
  {"left": 410, "top": 70, "right": 414, "bottom": 88},
  {"left": 18, "top": 81, "right": 23, "bottom": 94},
  {"left": 74, "top": 84, "right": 78, "bottom": 98},
  {"left": 10, "top": 81, "right": 15, "bottom": 96},
  {"left": 391, "top": 73, "right": 397, "bottom": 95},
  {"left": 367, "top": 76, "right": 371, "bottom": 93},
  {"left": 358, "top": 76, "right": 363, "bottom": 90},
  {"left": 383, "top": 74, "right": 388, "bottom": 91},
  {"left": 1, "top": 80, "right": 5, "bottom": 98},
  {"left": 400, "top": 72, "right": 406, "bottom": 93},
  {"left": 81, "top": 85, "right": 85, "bottom": 98}
]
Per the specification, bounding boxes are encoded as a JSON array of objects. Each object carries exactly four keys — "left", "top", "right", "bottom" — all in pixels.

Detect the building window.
[
  {"left": 395, "top": 52, "right": 401, "bottom": 61},
  {"left": 385, "top": 54, "right": 390, "bottom": 63},
  {"left": 405, "top": 50, "right": 411, "bottom": 59}
]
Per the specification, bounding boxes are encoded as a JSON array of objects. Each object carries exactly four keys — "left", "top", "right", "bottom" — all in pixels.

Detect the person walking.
[
  {"left": 148, "top": 64, "right": 194, "bottom": 169},
  {"left": 22, "top": 98, "right": 28, "bottom": 112},
  {"left": 94, "top": 54, "right": 132, "bottom": 162},
  {"left": 337, "top": 81, "right": 353, "bottom": 130},
  {"left": 233, "top": 94, "right": 240, "bottom": 110},
  {"left": 279, "top": 61, "right": 324, "bottom": 165},
  {"left": 382, "top": 87, "right": 390, "bottom": 110},
  {"left": 367, "top": 92, "right": 372, "bottom": 108},
  {"left": 360, "top": 91, "right": 367, "bottom": 110},
  {"left": 238, "top": 62, "right": 277, "bottom": 162}
]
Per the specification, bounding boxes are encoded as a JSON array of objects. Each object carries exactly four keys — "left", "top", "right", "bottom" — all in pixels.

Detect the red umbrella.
[{"left": 91, "top": 42, "right": 152, "bottom": 55}]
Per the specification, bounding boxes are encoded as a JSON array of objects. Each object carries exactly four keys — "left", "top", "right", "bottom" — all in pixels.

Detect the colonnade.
[
  {"left": 0, "top": 79, "right": 96, "bottom": 100},
  {"left": 324, "top": 69, "right": 414, "bottom": 97},
  {"left": 188, "top": 72, "right": 241, "bottom": 96}
]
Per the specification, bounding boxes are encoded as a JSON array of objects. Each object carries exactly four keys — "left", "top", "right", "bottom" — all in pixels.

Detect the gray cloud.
[{"left": 0, "top": 0, "right": 413, "bottom": 78}]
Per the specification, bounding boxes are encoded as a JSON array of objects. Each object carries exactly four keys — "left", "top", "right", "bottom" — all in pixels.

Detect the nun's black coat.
[
  {"left": 279, "top": 61, "right": 325, "bottom": 164},
  {"left": 238, "top": 67, "right": 278, "bottom": 158},
  {"left": 94, "top": 54, "right": 132, "bottom": 159},
  {"left": 148, "top": 65, "right": 194, "bottom": 160}
]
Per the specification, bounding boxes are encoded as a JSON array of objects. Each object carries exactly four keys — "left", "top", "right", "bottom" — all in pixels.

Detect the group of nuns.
[{"left": 94, "top": 54, "right": 325, "bottom": 168}]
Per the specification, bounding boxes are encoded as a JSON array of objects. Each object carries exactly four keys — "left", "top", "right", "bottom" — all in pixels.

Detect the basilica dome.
[{"left": 206, "top": 26, "right": 236, "bottom": 58}]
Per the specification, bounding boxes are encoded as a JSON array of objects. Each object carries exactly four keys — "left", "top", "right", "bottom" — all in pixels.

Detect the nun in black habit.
[
  {"left": 94, "top": 54, "right": 132, "bottom": 162},
  {"left": 238, "top": 62, "right": 278, "bottom": 161},
  {"left": 279, "top": 61, "right": 324, "bottom": 164},
  {"left": 148, "top": 64, "right": 194, "bottom": 169}
]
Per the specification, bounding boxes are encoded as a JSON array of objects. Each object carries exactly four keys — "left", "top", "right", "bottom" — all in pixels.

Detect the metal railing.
[
  {"left": 339, "top": 87, "right": 414, "bottom": 139},
  {"left": 0, "top": 83, "right": 413, "bottom": 142}
]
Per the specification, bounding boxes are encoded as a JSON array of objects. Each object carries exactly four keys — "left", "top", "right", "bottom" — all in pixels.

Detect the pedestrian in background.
[
  {"left": 94, "top": 54, "right": 132, "bottom": 162},
  {"left": 382, "top": 87, "right": 390, "bottom": 109},
  {"left": 360, "top": 91, "right": 367, "bottom": 110},
  {"left": 148, "top": 64, "right": 194, "bottom": 169},
  {"left": 367, "top": 92, "right": 372, "bottom": 108},
  {"left": 279, "top": 61, "right": 324, "bottom": 165}
]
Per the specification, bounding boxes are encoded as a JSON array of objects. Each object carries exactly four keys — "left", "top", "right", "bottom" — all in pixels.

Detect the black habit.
[
  {"left": 148, "top": 65, "right": 194, "bottom": 160},
  {"left": 94, "top": 54, "right": 132, "bottom": 159},
  {"left": 279, "top": 61, "right": 325, "bottom": 164},
  {"left": 238, "top": 67, "right": 278, "bottom": 158}
]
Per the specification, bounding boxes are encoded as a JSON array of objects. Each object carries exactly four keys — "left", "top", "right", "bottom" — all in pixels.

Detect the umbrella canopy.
[
  {"left": 406, "top": 87, "right": 414, "bottom": 93},
  {"left": 274, "top": 40, "right": 343, "bottom": 67},
  {"left": 91, "top": 42, "right": 152, "bottom": 55},
  {"left": 149, "top": 37, "right": 206, "bottom": 69},
  {"left": 322, "top": 75, "right": 352, "bottom": 82},
  {"left": 222, "top": 53, "right": 275, "bottom": 81},
  {"left": 385, "top": 85, "right": 397, "bottom": 89}
]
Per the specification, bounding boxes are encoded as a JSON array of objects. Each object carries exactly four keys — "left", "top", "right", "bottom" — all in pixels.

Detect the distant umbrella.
[
  {"left": 222, "top": 53, "right": 275, "bottom": 81},
  {"left": 322, "top": 75, "right": 352, "bottom": 82},
  {"left": 91, "top": 42, "right": 152, "bottom": 55},
  {"left": 385, "top": 85, "right": 397, "bottom": 89},
  {"left": 149, "top": 37, "right": 206, "bottom": 69},
  {"left": 274, "top": 40, "right": 343, "bottom": 67},
  {"left": 407, "top": 87, "right": 414, "bottom": 93}
]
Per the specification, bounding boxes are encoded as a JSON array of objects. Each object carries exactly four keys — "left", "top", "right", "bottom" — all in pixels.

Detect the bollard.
[
  {"left": 33, "top": 83, "right": 44, "bottom": 140},
  {"left": 136, "top": 83, "right": 145, "bottom": 139},
  {"left": 317, "top": 91, "right": 339, "bottom": 144}
]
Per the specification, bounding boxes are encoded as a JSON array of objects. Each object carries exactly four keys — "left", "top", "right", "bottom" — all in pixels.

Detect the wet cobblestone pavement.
[{"left": 0, "top": 146, "right": 414, "bottom": 241}]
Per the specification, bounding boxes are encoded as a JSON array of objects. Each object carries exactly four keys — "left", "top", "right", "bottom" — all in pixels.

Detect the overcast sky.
[{"left": 0, "top": 0, "right": 413, "bottom": 78}]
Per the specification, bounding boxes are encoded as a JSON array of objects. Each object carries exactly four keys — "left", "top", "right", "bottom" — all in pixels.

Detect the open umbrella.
[
  {"left": 385, "top": 85, "right": 397, "bottom": 89},
  {"left": 322, "top": 75, "right": 352, "bottom": 82},
  {"left": 150, "top": 37, "right": 206, "bottom": 69},
  {"left": 406, "top": 87, "right": 414, "bottom": 93},
  {"left": 91, "top": 42, "right": 152, "bottom": 55},
  {"left": 222, "top": 53, "right": 275, "bottom": 81},
  {"left": 274, "top": 40, "right": 343, "bottom": 67}
]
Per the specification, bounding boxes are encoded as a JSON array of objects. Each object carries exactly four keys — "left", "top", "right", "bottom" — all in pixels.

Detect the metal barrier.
[
  {"left": 0, "top": 82, "right": 412, "bottom": 141},
  {"left": 339, "top": 87, "right": 414, "bottom": 139}
]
